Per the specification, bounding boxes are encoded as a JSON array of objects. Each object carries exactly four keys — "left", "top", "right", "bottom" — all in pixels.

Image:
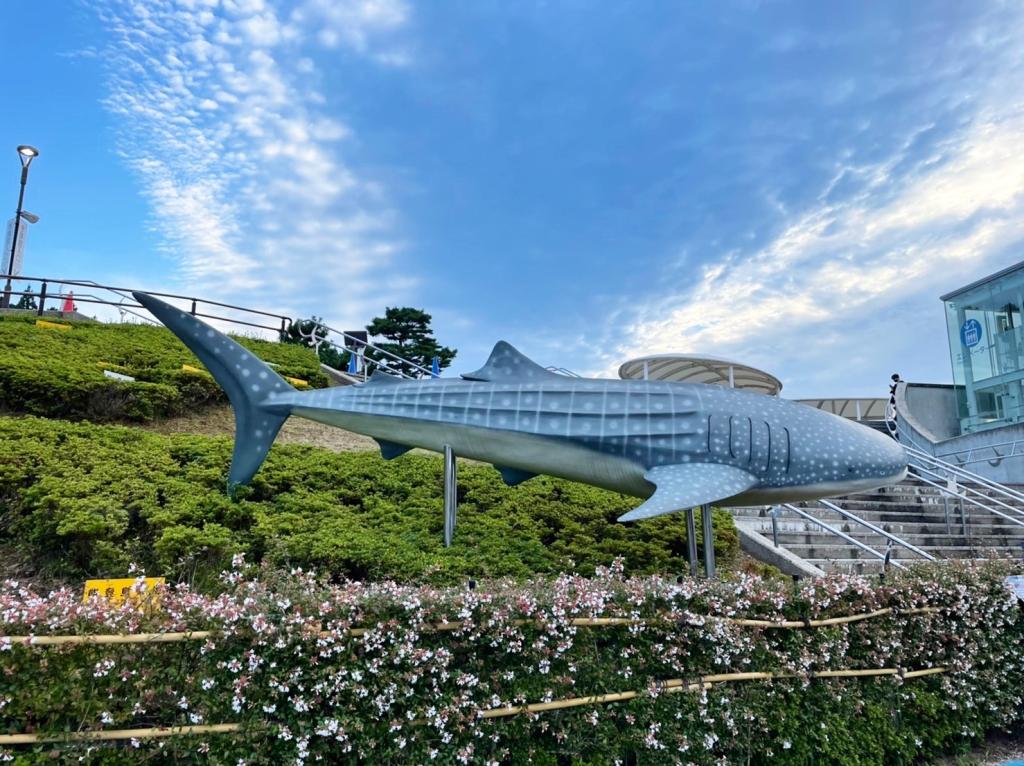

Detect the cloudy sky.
[{"left": 2, "top": 1, "right": 1024, "bottom": 396}]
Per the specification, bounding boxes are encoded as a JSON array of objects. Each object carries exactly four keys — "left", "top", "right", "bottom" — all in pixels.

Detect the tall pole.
[
  {"left": 685, "top": 507, "right": 699, "bottom": 577},
  {"left": 443, "top": 445, "right": 457, "bottom": 547},
  {"left": 2, "top": 146, "right": 38, "bottom": 309},
  {"left": 701, "top": 503, "right": 716, "bottom": 578}
]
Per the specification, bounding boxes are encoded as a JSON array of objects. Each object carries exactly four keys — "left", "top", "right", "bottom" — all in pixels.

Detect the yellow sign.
[
  {"left": 83, "top": 578, "right": 165, "bottom": 608},
  {"left": 36, "top": 320, "right": 71, "bottom": 331}
]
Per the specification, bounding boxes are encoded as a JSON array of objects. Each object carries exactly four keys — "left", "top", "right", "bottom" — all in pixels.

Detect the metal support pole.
[
  {"left": 701, "top": 503, "right": 716, "bottom": 578},
  {"left": 443, "top": 445, "right": 457, "bottom": 548},
  {"left": 685, "top": 507, "right": 698, "bottom": 577},
  {"left": 2, "top": 165, "right": 29, "bottom": 308},
  {"left": 37, "top": 280, "right": 46, "bottom": 315}
]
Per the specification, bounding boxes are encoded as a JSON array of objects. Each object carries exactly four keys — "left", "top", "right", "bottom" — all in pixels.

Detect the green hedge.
[
  {"left": 0, "top": 315, "right": 328, "bottom": 422},
  {"left": 0, "top": 416, "right": 738, "bottom": 584},
  {"left": 0, "top": 561, "right": 1021, "bottom": 764}
]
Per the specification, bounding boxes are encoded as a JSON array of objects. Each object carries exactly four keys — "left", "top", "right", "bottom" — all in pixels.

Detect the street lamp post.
[{"left": 2, "top": 145, "right": 40, "bottom": 309}]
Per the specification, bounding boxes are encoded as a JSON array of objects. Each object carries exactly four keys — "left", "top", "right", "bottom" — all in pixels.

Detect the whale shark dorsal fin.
[
  {"left": 618, "top": 464, "right": 757, "bottom": 522},
  {"left": 365, "top": 370, "right": 404, "bottom": 386},
  {"left": 462, "top": 341, "right": 562, "bottom": 382}
]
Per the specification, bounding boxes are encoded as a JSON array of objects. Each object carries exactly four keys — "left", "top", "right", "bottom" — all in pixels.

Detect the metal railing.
[
  {"left": 812, "top": 498, "right": 935, "bottom": 561},
  {"left": 778, "top": 504, "right": 907, "bottom": 571},
  {"left": 545, "top": 366, "right": 582, "bottom": 378},
  {"left": 885, "top": 381, "right": 1024, "bottom": 541},
  {"left": 937, "top": 437, "right": 1024, "bottom": 468},
  {"left": 0, "top": 274, "right": 429, "bottom": 381}
]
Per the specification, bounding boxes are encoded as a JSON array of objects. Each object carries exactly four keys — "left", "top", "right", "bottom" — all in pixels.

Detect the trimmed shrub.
[
  {"left": 0, "top": 560, "right": 1020, "bottom": 764},
  {"left": 0, "top": 316, "right": 328, "bottom": 422},
  {"left": 0, "top": 416, "right": 738, "bottom": 584}
]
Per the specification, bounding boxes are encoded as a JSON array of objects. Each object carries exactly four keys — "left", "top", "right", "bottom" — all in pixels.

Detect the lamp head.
[
  {"left": 19, "top": 211, "right": 39, "bottom": 224},
  {"left": 16, "top": 145, "right": 39, "bottom": 167}
]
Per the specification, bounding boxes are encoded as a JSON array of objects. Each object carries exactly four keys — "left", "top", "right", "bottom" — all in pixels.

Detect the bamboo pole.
[
  {"left": 479, "top": 682, "right": 713, "bottom": 719},
  {"left": 20, "top": 631, "right": 215, "bottom": 647},
  {"left": 0, "top": 667, "right": 948, "bottom": 745},
  {"left": 476, "top": 666, "right": 949, "bottom": 719},
  {"left": 0, "top": 607, "right": 944, "bottom": 647},
  {"left": 0, "top": 723, "right": 241, "bottom": 745}
]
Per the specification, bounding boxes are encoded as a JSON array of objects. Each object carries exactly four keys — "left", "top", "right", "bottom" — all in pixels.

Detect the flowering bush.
[{"left": 0, "top": 559, "right": 1021, "bottom": 765}]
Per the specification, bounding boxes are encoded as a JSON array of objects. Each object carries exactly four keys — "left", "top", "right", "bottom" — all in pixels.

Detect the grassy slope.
[
  {"left": 0, "top": 415, "right": 738, "bottom": 585},
  {"left": 0, "top": 314, "right": 328, "bottom": 422}
]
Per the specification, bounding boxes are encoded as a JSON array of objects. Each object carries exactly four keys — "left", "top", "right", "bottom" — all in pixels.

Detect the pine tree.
[
  {"left": 14, "top": 285, "right": 37, "bottom": 311},
  {"left": 365, "top": 307, "right": 456, "bottom": 378}
]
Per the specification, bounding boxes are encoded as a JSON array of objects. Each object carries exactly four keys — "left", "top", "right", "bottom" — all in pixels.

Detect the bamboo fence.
[
  {"left": 0, "top": 666, "right": 948, "bottom": 745},
  {"left": 0, "top": 604, "right": 950, "bottom": 745}
]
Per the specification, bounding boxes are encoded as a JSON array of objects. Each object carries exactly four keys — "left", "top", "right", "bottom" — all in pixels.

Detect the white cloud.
[
  {"left": 295, "top": 0, "right": 408, "bottom": 55},
  {"left": 595, "top": 106, "right": 1024, "bottom": 391},
  {"left": 95, "top": 0, "right": 413, "bottom": 325},
  {"left": 593, "top": 16, "right": 1024, "bottom": 397}
]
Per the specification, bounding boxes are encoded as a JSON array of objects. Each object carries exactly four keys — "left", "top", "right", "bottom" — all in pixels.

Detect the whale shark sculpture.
[{"left": 135, "top": 292, "right": 907, "bottom": 521}]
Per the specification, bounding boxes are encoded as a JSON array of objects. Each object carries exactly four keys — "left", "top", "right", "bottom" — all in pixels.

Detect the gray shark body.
[{"left": 136, "top": 292, "right": 908, "bottom": 521}]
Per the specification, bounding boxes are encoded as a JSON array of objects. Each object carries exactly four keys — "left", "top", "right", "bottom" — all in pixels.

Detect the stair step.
[
  {"left": 781, "top": 544, "right": 1019, "bottom": 560},
  {"left": 732, "top": 472, "right": 1024, "bottom": 573}
]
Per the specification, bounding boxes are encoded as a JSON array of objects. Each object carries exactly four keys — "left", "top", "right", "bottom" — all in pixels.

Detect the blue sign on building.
[{"left": 960, "top": 318, "right": 983, "bottom": 348}]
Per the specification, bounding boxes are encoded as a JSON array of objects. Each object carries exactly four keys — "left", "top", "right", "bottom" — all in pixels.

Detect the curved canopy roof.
[
  {"left": 796, "top": 398, "right": 889, "bottom": 421},
  {"left": 618, "top": 354, "right": 783, "bottom": 396}
]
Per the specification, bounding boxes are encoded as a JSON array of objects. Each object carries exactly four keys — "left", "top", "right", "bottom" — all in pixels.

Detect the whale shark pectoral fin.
[
  {"left": 376, "top": 439, "right": 413, "bottom": 460},
  {"left": 617, "top": 464, "right": 758, "bottom": 522},
  {"left": 496, "top": 466, "right": 537, "bottom": 486}
]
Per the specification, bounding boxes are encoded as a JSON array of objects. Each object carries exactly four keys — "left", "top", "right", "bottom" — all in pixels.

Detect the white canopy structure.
[{"left": 618, "top": 354, "right": 783, "bottom": 396}]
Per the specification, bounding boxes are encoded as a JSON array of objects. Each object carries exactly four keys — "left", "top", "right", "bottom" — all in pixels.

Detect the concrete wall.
[
  {"left": 895, "top": 381, "right": 1024, "bottom": 484},
  {"left": 902, "top": 384, "right": 959, "bottom": 441}
]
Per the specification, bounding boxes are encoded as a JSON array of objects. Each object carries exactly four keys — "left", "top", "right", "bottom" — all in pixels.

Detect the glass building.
[{"left": 942, "top": 260, "right": 1024, "bottom": 433}]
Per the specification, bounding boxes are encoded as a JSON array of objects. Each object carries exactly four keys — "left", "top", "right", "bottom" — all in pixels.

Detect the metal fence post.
[
  {"left": 443, "top": 446, "right": 457, "bottom": 548},
  {"left": 190, "top": 299, "right": 197, "bottom": 316},
  {"left": 37, "top": 281, "right": 46, "bottom": 315}
]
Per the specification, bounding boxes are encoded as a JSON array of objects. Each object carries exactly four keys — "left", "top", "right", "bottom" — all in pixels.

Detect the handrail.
[
  {"left": 3, "top": 274, "right": 291, "bottom": 321},
  {"left": 316, "top": 321, "right": 434, "bottom": 379},
  {"left": 907, "top": 456, "right": 1024, "bottom": 520},
  {"left": 780, "top": 504, "right": 906, "bottom": 570},
  {"left": 545, "top": 366, "right": 582, "bottom": 378},
  {"left": 937, "top": 438, "right": 1024, "bottom": 468},
  {"left": 905, "top": 444, "right": 1024, "bottom": 506},
  {"left": 0, "top": 274, "right": 433, "bottom": 380},
  {"left": 814, "top": 498, "right": 936, "bottom": 561},
  {"left": 885, "top": 377, "right": 1024, "bottom": 538},
  {"left": 906, "top": 466, "right": 1024, "bottom": 530}
]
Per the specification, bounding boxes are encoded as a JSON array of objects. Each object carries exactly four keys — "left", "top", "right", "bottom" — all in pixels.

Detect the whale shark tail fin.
[{"left": 133, "top": 292, "right": 294, "bottom": 487}]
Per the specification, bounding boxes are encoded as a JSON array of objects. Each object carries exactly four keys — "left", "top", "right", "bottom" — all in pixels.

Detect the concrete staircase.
[{"left": 732, "top": 478, "right": 1024, "bottom": 574}]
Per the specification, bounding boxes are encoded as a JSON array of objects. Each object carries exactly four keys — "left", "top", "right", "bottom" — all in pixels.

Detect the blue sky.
[{"left": 2, "top": 1, "right": 1024, "bottom": 398}]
